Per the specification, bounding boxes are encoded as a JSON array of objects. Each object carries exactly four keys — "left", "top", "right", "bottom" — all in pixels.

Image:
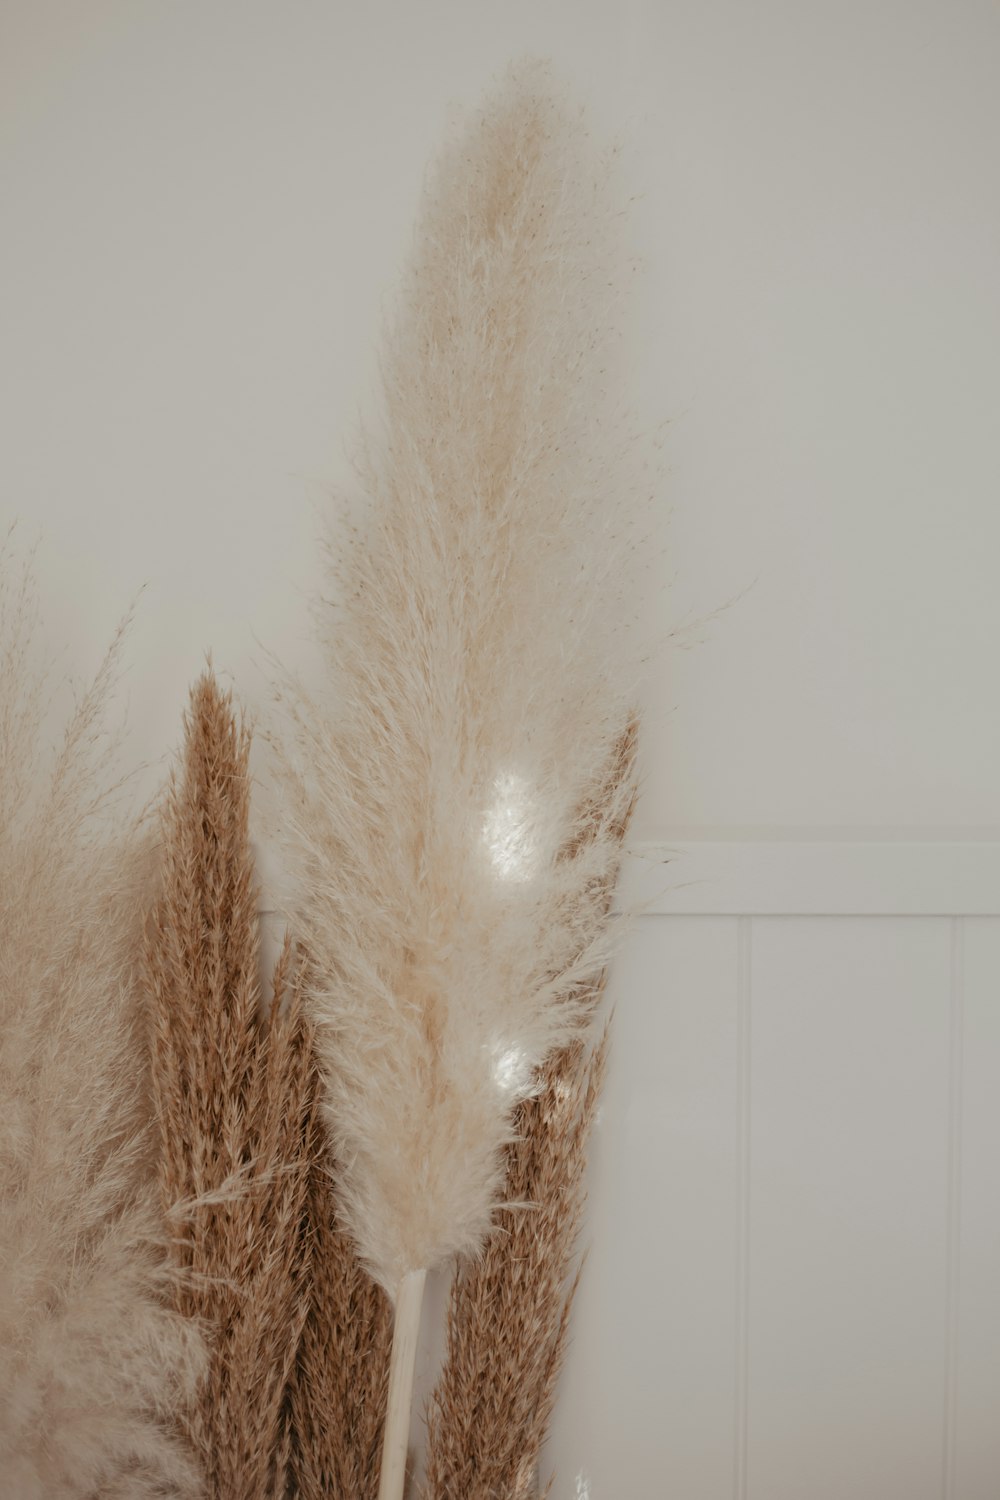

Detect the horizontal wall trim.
[
  {"left": 257, "top": 838, "right": 1000, "bottom": 919},
  {"left": 619, "top": 839, "right": 1000, "bottom": 916}
]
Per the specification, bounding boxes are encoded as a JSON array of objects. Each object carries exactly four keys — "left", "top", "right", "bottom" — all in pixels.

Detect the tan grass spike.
[{"left": 144, "top": 669, "right": 313, "bottom": 1498}]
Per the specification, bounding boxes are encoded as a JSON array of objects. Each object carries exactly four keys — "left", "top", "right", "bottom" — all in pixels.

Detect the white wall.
[
  {"left": 5, "top": 1, "right": 999, "bottom": 836},
  {"left": 3, "top": 3, "right": 999, "bottom": 1496}
]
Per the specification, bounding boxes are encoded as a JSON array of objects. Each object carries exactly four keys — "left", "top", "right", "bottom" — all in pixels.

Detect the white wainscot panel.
[
  {"left": 746, "top": 917, "right": 953, "bottom": 1500},
  {"left": 542, "top": 915, "right": 741, "bottom": 1500},
  {"left": 542, "top": 904, "right": 1000, "bottom": 1500},
  {"left": 956, "top": 918, "right": 1000, "bottom": 1500}
]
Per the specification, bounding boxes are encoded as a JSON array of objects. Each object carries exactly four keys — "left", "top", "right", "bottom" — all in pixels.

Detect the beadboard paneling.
[
  {"left": 542, "top": 851, "right": 1000, "bottom": 1500},
  {"left": 745, "top": 917, "right": 951, "bottom": 1500},
  {"left": 955, "top": 918, "right": 1000, "bottom": 1500},
  {"left": 546, "top": 916, "right": 742, "bottom": 1499}
]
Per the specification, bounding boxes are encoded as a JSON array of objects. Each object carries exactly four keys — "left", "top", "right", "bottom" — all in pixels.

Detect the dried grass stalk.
[
  {"left": 422, "top": 1029, "right": 609, "bottom": 1500},
  {"left": 285, "top": 1057, "right": 394, "bottom": 1500},
  {"left": 144, "top": 669, "right": 314, "bottom": 1498},
  {"left": 421, "top": 723, "right": 636, "bottom": 1499},
  {"left": 0, "top": 553, "right": 205, "bottom": 1498}
]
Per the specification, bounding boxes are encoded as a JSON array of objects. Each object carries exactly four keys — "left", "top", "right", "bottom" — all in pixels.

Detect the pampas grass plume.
[
  {"left": 275, "top": 57, "right": 640, "bottom": 1301},
  {"left": 271, "top": 63, "right": 642, "bottom": 1497},
  {"left": 285, "top": 1061, "right": 394, "bottom": 1500},
  {"left": 144, "top": 669, "right": 314, "bottom": 1498},
  {"left": 0, "top": 551, "right": 205, "bottom": 1498}
]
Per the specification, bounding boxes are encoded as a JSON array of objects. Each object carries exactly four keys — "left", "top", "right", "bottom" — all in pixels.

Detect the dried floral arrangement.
[{"left": 0, "top": 59, "right": 642, "bottom": 1500}]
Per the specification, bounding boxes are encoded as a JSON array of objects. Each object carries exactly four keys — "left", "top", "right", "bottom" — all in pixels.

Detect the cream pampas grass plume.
[
  {"left": 0, "top": 554, "right": 205, "bottom": 1498},
  {"left": 144, "top": 670, "right": 314, "bottom": 1498},
  {"left": 275, "top": 62, "right": 641, "bottom": 1494}
]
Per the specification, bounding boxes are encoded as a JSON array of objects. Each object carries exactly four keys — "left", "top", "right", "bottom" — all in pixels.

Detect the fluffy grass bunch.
[
  {"left": 0, "top": 556, "right": 205, "bottom": 1498},
  {"left": 144, "top": 670, "right": 314, "bottom": 1498},
  {"left": 273, "top": 60, "right": 641, "bottom": 1499},
  {"left": 275, "top": 59, "right": 639, "bottom": 1300}
]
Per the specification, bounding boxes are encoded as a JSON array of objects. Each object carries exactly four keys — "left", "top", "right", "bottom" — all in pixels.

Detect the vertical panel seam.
[
  {"left": 734, "top": 915, "right": 752, "bottom": 1500},
  {"left": 943, "top": 915, "right": 964, "bottom": 1500}
]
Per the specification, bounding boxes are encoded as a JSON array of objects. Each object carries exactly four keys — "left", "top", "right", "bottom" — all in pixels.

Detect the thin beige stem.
[{"left": 377, "top": 1268, "right": 427, "bottom": 1500}]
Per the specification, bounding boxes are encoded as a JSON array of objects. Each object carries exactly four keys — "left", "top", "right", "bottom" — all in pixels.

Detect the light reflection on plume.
[
  {"left": 492, "top": 1042, "right": 530, "bottom": 1097},
  {"left": 482, "top": 770, "right": 537, "bottom": 882}
]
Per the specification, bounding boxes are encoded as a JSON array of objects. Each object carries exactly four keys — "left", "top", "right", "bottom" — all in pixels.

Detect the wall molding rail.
[{"left": 618, "top": 836, "right": 1000, "bottom": 917}]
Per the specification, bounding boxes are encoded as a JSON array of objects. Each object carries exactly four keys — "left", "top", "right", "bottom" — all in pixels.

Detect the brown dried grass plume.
[
  {"left": 285, "top": 1071, "right": 394, "bottom": 1500},
  {"left": 422, "top": 1030, "right": 609, "bottom": 1500},
  {"left": 0, "top": 553, "right": 206, "bottom": 1498},
  {"left": 144, "top": 668, "right": 314, "bottom": 1498},
  {"left": 421, "top": 723, "right": 636, "bottom": 1498}
]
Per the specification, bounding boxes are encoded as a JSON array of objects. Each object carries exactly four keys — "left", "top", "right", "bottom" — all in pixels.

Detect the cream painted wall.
[
  {"left": 4, "top": 1, "right": 998, "bottom": 836},
  {"left": 4, "top": 5, "right": 1000, "bottom": 1497}
]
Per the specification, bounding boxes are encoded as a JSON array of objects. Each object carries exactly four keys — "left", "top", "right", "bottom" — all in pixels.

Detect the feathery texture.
[
  {"left": 285, "top": 1060, "right": 394, "bottom": 1500},
  {"left": 421, "top": 720, "right": 635, "bottom": 1498},
  {"left": 421, "top": 1029, "right": 608, "bottom": 1500},
  {"left": 274, "top": 59, "right": 641, "bottom": 1298},
  {"left": 0, "top": 555, "right": 205, "bottom": 1498},
  {"left": 144, "top": 670, "right": 314, "bottom": 1499}
]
